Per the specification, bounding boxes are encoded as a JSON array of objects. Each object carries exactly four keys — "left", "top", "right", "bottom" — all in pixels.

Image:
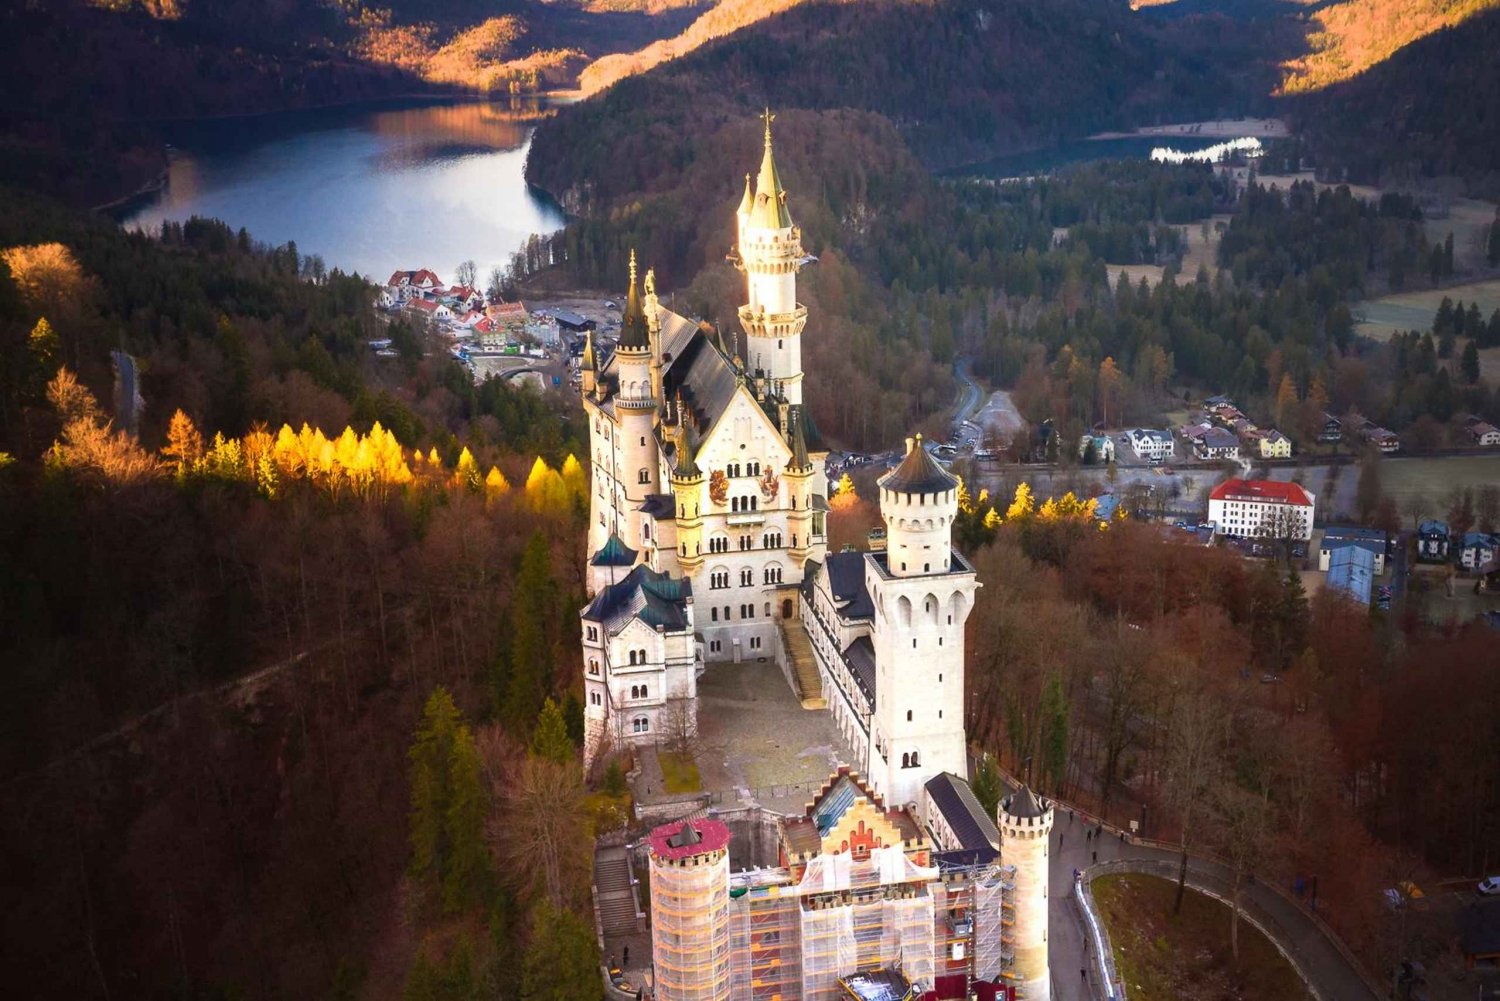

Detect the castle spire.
[
  {"left": 619, "top": 248, "right": 649, "bottom": 351},
  {"left": 752, "top": 108, "right": 792, "bottom": 230},
  {"left": 737, "top": 173, "right": 753, "bottom": 216}
]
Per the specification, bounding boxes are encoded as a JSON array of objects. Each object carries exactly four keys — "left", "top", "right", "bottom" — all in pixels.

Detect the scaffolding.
[
  {"left": 651, "top": 849, "right": 733, "bottom": 1000},
  {"left": 971, "top": 864, "right": 1016, "bottom": 985}
]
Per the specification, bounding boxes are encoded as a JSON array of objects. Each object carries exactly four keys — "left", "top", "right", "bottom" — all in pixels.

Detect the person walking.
[{"left": 623, "top": 945, "right": 630, "bottom": 966}]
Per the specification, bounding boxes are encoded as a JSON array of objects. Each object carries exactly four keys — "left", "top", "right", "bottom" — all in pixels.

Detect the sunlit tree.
[{"left": 162, "top": 409, "right": 204, "bottom": 478}]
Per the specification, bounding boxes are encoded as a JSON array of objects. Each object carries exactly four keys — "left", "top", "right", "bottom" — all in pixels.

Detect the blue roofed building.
[
  {"left": 1319, "top": 526, "right": 1388, "bottom": 574},
  {"left": 1458, "top": 532, "right": 1499, "bottom": 571},
  {"left": 1417, "top": 520, "right": 1451, "bottom": 562},
  {"left": 1326, "top": 546, "right": 1375, "bottom": 605}
]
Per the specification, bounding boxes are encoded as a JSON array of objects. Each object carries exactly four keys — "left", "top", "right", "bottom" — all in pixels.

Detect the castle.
[{"left": 580, "top": 115, "right": 1052, "bottom": 999}]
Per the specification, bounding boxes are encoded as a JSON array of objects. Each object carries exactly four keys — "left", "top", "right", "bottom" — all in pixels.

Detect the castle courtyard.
[{"left": 692, "top": 658, "right": 860, "bottom": 815}]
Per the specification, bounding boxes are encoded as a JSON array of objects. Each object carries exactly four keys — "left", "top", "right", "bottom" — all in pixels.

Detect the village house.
[
  {"left": 483, "top": 301, "right": 530, "bottom": 349},
  {"left": 1417, "top": 519, "right": 1451, "bottom": 562},
  {"left": 386, "top": 268, "right": 442, "bottom": 304},
  {"left": 1361, "top": 425, "right": 1400, "bottom": 453},
  {"left": 403, "top": 298, "right": 454, "bottom": 326},
  {"left": 1078, "top": 431, "right": 1115, "bottom": 463},
  {"left": 1465, "top": 420, "right": 1500, "bottom": 447},
  {"left": 1195, "top": 427, "right": 1241, "bottom": 460},
  {"left": 443, "top": 285, "right": 482, "bottom": 312},
  {"left": 1208, "top": 478, "right": 1316, "bottom": 541},
  {"left": 1319, "top": 526, "right": 1388, "bottom": 574},
  {"left": 1326, "top": 546, "right": 1376, "bottom": 606},
  {"left": 1258, "top": 429, "right": 1292, "bottom": 459},
  {"left": 1317, "top": 412, "right": 1343, "bottom": 443},
  {"left": 1127, "top": 427, "right": 1175, "bottom": 461},
  {"left": 1458, "top": 532, "right": 1499, "bottom": 570}
]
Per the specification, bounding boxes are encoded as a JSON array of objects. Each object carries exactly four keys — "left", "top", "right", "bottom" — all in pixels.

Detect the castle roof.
[
  {"left": 582, "top": 565, "right": 692, "bottom": 633},
  {"left": 788, "top": 406, "right": 811, "bottom": 470},
  {"left": 750, "top": 111, "right": 793, "bottom": 230},
  {"left": 649, "top": 817, "right": 731, "bottom": 860},
  {"left": 580, "top": 329, "right": 597, "bottom": 372},
  {"left": 589, "top": 533, "right": 637, "bottom": 567},
  {"left": 1003, "top": 785, "right": 1047, "bottom": 820},
  {"left": 925, "top": 772, "right": 1000, "bottom": 857},
  {"left": 880, "top": 435, "right": 957, "bottom": 496},
  {"left": 618, "top": 250, "right": 650, "bottom": 352},
  {"left": 737, "top": 173, "right": 753, "bottom": 216}
]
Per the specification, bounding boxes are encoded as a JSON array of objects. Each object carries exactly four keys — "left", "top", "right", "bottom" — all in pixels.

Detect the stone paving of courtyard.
[{"left": 692, "top": 658, "right": 862, "bottom": 816}]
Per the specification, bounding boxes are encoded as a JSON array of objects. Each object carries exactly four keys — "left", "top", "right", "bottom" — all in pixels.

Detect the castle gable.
[{"left": 696, "top": 387, "right": 792, "bottom": 473}]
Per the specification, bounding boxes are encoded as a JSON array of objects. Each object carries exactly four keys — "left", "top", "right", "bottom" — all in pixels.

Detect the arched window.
[
  {"left": 633, "top": 716, "right": 649, "bottom": 734},
  {"left": 711, "top": 607, "right": 719, "bottom": 622},
  {"left": 630, "top": 685, "right": 639, "bottom": 699},
  {"left": 640, "top": 684, "right": 648, "bottom": 699},
  {"left": 589, "top": 659, "right": 599, "bottom": 676},
  {"left": 638, "top": 649, "right": 647, "bottom": 664},
  {"left": 911, "top": 750, "right": 920, "bottom": 767},
  {"left": 638, "top": 468, "right": 649, "bottom": 485},
  {"left": 628, "top": 651, "right": 637, "bottom": 666},
  {"left": 906, "top": 710, "right": 913, "bottom": 722},
  {"left": 901, "top": 752, "right": 910, "bottom": 768}
]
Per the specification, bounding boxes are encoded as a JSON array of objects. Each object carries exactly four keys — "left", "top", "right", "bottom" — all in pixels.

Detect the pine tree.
[
  {"left": 971, "top": 756, "right": 1002, "bottom": 819},
  {"left": 441, "top": 725, "right": 490, "bottom": 913},
  {"left": 409, "top": 688, "right": 463, "bottom": 886},
  {"left": 530, "top": 697, "right": 573, "bottom": 764},
  {"left": 1274, "top": 373, "right": 1299, "bottom": 430},
  {"left": 1039, "top": 673, "right": 1069, "bottom": 794},
  {"left": 1461, "top": 340, "right": 1481, "bottom": 384},
  {"left": 163, "top": 409, "right": 204, "bottom": 478},
  {"left": 499, "top": 532, "right": 561, "bottom": 732},
  {"left": 520, "top": 901, "right": 600, "bottom": 1001}
]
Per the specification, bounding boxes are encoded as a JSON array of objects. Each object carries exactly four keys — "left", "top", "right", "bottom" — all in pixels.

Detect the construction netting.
[
  {"left": 971, "top": 864, "right": 1016, "bottom": 984},
  {"left": 726, "top": 880, "right": 801, "bottom": 1001},
  {"left": 651, "top": 853, "right": 733, "bottom": 1001}
]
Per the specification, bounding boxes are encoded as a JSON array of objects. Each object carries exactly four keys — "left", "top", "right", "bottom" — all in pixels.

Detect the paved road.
[{"left": 1043, "top": 810, "right": 1380, "bottom": 1001}]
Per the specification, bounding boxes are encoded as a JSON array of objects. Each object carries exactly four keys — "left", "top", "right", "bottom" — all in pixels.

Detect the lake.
[{"left": 120, "top": 99, "right": 567, "bottom": 285}]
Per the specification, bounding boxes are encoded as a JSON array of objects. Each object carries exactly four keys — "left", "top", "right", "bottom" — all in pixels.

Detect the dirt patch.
[{"left": 1093, "top": 872, "right": 1311, "bottom": 1001}]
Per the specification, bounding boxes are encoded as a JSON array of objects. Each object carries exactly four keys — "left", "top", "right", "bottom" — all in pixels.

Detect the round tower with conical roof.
[
  {"left": 880, "top": 435, "right": 959, "bottom": 579},
  {"left": 733, "top": 109, "right": 807, "bottom": 406},
  {"left": 1000, "top": 785, "right": 1053, "bottom": 1001},
  {"left": 867, "top": 435, "right": 977, "bottom": 810}
]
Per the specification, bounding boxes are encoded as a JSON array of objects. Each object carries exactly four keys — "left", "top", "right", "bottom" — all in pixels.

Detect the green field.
[
  {"left": 1376, "top": 455, "right": 1500, "bottom": 508},
  {"left": 1353, "top": 278, "right": 1500, "bottom": 342}
]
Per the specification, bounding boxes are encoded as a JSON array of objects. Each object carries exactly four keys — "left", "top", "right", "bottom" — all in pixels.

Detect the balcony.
[{"left": 726, "top": 511, "right": 765, "bottom": 526}]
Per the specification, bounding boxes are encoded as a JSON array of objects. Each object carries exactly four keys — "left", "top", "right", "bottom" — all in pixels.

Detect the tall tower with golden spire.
[
  {"left": 613, "top": 249, "right": 660, "bottom": 551},
  {"left": 732, "top": 110, "right": 807, "bottom": 406}
]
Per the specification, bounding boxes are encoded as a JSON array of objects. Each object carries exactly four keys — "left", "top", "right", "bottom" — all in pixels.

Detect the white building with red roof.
[
  {"left": 386, "top": 269, "right": 443, "bottom": 304},
  {"left": 1209, "top": 478, "right": 1316, "bottom": 541}
]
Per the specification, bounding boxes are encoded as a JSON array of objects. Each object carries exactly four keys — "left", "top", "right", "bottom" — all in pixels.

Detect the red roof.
[
  {"left": 489, "top": 300, "right": 528, "bottom": 318},
  {"left": 406, "top": 299, "right": 438, "bottom": 313},
  {"left": 648, "top": 818, "right": 732, "bottom": 861},
  {"left": 1209, "top": 478, "right": 1313, "bottom": 506},
  {"left": 447, "top": 285, "right": 477, "bottom": 300}
]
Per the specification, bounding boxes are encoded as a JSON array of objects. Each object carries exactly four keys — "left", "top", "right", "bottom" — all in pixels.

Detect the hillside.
[
  {"left": 1292, "top": 4, "right": 1500, "bottom": 194},
  {"left": 0, "top": 0, "right": 706, "bottom": 204}
]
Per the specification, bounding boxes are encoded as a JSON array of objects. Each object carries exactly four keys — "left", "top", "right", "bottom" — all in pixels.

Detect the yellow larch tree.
[
  {"left": 1005, "top": 482, "right": 1035, "bottom": 521},
  {"left": 162, "top": 408, "right": 204, "bottom": 478}
]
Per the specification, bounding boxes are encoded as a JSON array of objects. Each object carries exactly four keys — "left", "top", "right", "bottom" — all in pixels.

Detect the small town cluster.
[{"left": 379, "top": 267, "right": 575, "bottom": 358}]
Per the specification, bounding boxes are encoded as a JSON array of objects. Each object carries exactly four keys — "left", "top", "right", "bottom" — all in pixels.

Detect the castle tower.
[
  {"left": 671, "top": 423, "right": 706, "bottom": 574},
  {"left": 579, "top": 328, "right": 597, "bottom": 398},
  {"left": 733, "top": 110, "right": 808, "bottom": 406},
  {"left": 648, "top": 817, "right": 734, "bottom": 1001},
  {"left": 868, "top": 436, "right": 978, "bottom": 809},
  {"left": 614, "top": 250, "right": 660, "bottom": 548},
  {"left": 1000, "top": 786, "right": 1053, "bottom": 1001},
  {"left": 784, "top": 410, "right": 817, "bottom": 569}
]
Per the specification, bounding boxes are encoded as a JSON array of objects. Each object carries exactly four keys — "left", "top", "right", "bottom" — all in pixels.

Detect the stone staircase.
[
  {"left": 779, "top": 620, "right": 826, "bottom": 710},
  {"left": 593, "top": 845, "right": 640, "bottom": 936}
]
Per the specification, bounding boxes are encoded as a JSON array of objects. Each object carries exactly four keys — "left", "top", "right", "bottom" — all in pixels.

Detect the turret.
[
  {"left": 784, "top": 409, "right": 817, "bottom": 566},
  {"left": 672, "top": 423, "right": 706, "bottom": 573},
  {"left": 579, "top": 328, "right": 597, "bottom": 397},
  {"left": 878, "top": 435, "right": 958, "bottom": 578},
  {"left": 999, "top": 786, "right": 1053, "bottom": 1001},
  {"left": 615, "top": 250, "right": 659, "bottom": 546},
  {"left": 733, "top": 110, "right": 808, "bottom": 406},
  {"left": 648, "top": 818, "right": 734, "bottom": 1001}
]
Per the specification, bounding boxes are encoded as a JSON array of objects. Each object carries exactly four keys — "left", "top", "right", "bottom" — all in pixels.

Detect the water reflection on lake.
[{"left": 121, "top": 100, "right": 566, "bottom": 284}]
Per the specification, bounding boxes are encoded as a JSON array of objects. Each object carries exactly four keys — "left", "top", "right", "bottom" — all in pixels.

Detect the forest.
[{"left": 0, "top": 192, "right": 605, "bottom": 998}]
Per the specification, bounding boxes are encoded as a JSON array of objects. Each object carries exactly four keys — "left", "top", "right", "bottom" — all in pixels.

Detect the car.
[{"left": 1479, "top": 876, "right": 1500, "bottom": 896}]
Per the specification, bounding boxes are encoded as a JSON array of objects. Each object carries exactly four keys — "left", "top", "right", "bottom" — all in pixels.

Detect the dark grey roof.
[
  {"left": 1003, "top": 785, "right": 1047, "bottom": 820},
  {"left": 925, "top": 772, "right": 1000, "bottom": 853},
  {"left": 582, "top": 566, "right": 692, "bottom": 633},
  {"left": 825, "top": 552, "right": 874, "bottom": 619},
  {"left": 788, "top": 407, "right": 811, "bottom": 470},
  {"left": 662, "top": 324, "right": 738, "bottom": 433},
  {"left": 590, "top": 534, "right": 637, "bottom": 567},
  {"left": 665, "top": 819, "right": 702, "bottom": 849},
  {"left": 845, "top": 636, "right": 876, "bottom": 703},
  {"left": 880, "top": 438, "right": 957, "bottom": 496},
  {"left": 639, "top": 494, "right": 675, "bottom": 520},
  {"left": 933, "top": 846, "right": 999, "bottom": 868}
]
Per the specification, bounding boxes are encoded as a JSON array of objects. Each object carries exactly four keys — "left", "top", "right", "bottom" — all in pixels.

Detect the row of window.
[
  {"left": 708, "top": 603, "right": 769, "bottom": 622},
  {"left": 710, "top": 569, "right": 783, "bottom": 588},
  {"left": 730, "top": 495, "right": 760, "bottom": 513},
  {"left": 629, "top": 684, "right": 650, "bottom": 700},
  {"left": 727, "top": 462, "right": 762, "bottom": 478},
  {"left": 706, "top": 635, "right": 762, "bottom": 655},
  {"left": 693, "top": 532, "right": 794, "bottom": 558}
]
